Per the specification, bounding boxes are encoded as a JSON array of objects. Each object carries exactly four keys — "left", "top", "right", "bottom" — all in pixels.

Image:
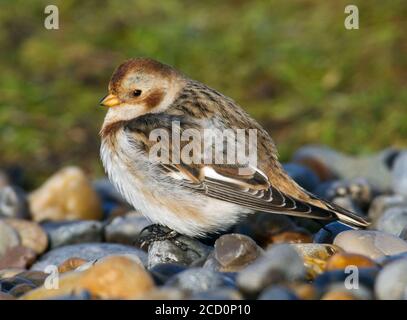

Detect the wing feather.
[{"left": 162, "top": 162, "right": 335, "bottom": 220}]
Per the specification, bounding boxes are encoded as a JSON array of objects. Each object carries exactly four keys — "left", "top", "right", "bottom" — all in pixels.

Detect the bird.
[{"left": 99, "top": 57, "right": 369, "bottom": 238}]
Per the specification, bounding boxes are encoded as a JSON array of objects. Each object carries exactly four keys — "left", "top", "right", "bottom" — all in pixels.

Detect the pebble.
[
  {"left": 0, "top": 220, "right": 20, "bottom": 257},
  {"left": 47, "top": 291, "right": 92, "bottom": 300},
  {"left": 57, "top": 257, "right": 88, "bottom": 273},
  {"left": 149, "top": 263, "right": 188, "bottom": 285},
  {"left": 392, "top": 151, "right": 407, "bottom": 196},
  {"left": 22, "top": 256, "right": 155, "bottom": 299},
  {"left": 293, "top": 146, "right": 398, "bottom": 191},
  {"left": 325, "top": 252, "right": 377, "bottom": 271},
  {"left": 291, "top": 243, "right": 341, "bottom": 261},
  {"left": 28, "top": 166, "right": 103, "bottom": 222},
  {"left": 368, "top": 194, "right": 407, "bottom": 224},
  {"left": 75, "top": 256, "right": 155, "bottom": 299},
  {"left": 0, "top": 171, "right": 9, "bottom": 188},
  {"left": 269, "top": 228, "right": 313, "bottom": 245},
  {"left": 0, "top": 268, "right": 25, "bottom": 279},
  {"left": 323, "top": 283, "right": 373, "bottom": 300},
  {"left": 4, "top": 219, "right": 48, "bottom": 254},
  {"left": 138, "top": 288, "right": 188, "bottom": 300},
  {"left": 375, "top": 258, "right": 407, "bottom": 300},
  {"left": 0, "top": 272, "right": 45, "bottom": 297},
  {"left": 282, "top": 163, "right": 320, "bottom": 192},
  {"left": 0, "top": 246, "right": 37, "bottom": 269},
  {"left": 313, "top": 221, "right": 353, "bottom": 244},
  {"left": 375, "top": 251, "right": 407, "bottom": 266},
  {"left": 97, "top": 253, "right": 145, "bottom": 268},
  {"left": 314, "top": 268, "right": 378, "bottom": 291},
  {"left": 0, "top": 186, "right": 30, "bottom": 219},
  {"left": 291, "top": 243, "right": 342, "bottom": 278},
  {"left": 92, "top": 178, "right": 127, "bottom": 206},
  {"left": 292, "top": 145, "right": 339, "bottom": 181},
  {"left": 212, "top": 234, "right": 263, "bottom": 272},
  {"left": 16, "top": 271, "right": 48, "bottom": 286},
  {"left": 30, "top": 243, "right": 147, "bottom": 271},
  {"left": 8, "top": 283, "right": 37, "bottom": 297},
  {"left": 104, "top": 213, "right": 151, "bottom": 246},
  {"left": 147, "top": 235, "right": 211, "bottom": 269},
  {"left": 375, "top": 207, "right": 407, "bottom": 237},
  {"left": 291, "top": 283, "right": 318, "bottom": 300},
  {"left": 258, "top": 286, "right": 299, "bottom": 300},
  {"left": 334, "top": 230, "right": 407, "bottom": 259},
  {"left": 321, "top": 291, "right": 357, "bottom": 300},
  {"left": 189, "top": 289, "right": 243, "bottom": 300},
  {"left": 237, "top": 244, "right": 306, "bottom": 294},
  {"left": 313, "top": 178, "right": 375, "bottom": 209},
  {"left": 165, "top": 268, "right": 235, "bottom": 294},
  {"left": 92, "top": 179, "right": 132, "bottom": 218},
  {"left": 42, "top": 220, "right": 103, "bottom": 249},
  {"left": 233, "top": 213, "right": 297, "bottom": 247}
]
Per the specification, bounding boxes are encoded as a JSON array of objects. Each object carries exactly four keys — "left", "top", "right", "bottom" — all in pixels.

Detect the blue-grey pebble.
[
  {"left": 314, "top": 268, "right": 379, "bottom": 290},
  {"left": 42, "top": 220, "right": 103, "bottom": 249},
  {"left": 165, "top": 268, "right": 235, "bottom": 293},
  {"left": 149, "top": 263, "right": 188, "bottom": 285},
  {"left": 313, "top": 221, "right": 353, "bottom": 244},
  {"left": 237, "top": 244, "right": 306, "bottom": 294},
  {"left": 189, "top": 289, "right": 242, "bottom": 300},
  {"left": 258, "top": 286, "right": 299, "bottom": 300}
]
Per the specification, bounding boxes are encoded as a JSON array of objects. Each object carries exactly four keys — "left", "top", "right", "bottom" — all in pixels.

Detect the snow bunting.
[{"left": 100, "top": 58, "right": 369, "bottom": 237}]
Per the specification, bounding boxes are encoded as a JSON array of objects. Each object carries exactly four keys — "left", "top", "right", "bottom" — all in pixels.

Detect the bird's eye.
[{"left": 133, "top": 89, "right": 142, "bottom": 97}]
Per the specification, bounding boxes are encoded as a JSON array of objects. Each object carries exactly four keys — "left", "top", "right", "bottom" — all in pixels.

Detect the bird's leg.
[{"left": 138, "top": 224, "right": 188, "bottom": 251}]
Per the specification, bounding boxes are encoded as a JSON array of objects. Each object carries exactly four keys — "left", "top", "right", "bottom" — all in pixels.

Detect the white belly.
[{"left": 100, "top": 131, "right": 250, "bottom": 237}]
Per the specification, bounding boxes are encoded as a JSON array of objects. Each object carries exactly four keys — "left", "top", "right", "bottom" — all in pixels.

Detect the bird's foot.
[{"left": 139, "top": 224, "right": 188, "bottom": 251}]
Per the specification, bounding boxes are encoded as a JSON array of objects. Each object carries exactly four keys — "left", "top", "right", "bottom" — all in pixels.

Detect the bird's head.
[{"left": 100, "top": 58, "right": 185, "bottom": 129}]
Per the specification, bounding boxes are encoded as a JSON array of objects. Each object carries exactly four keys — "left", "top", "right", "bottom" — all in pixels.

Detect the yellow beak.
[{"left": 100, "top": 94, "right": 121, "bottom": 108}]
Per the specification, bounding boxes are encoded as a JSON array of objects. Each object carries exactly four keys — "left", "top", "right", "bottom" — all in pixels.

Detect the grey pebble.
[
  {"left": 375, "top": 258, "right": 407, "bottom": 300},
  {"left": 376, "top": 207, "right": 407, "bottom": 237},
  {"left": 148, "top": 236, "right": 211, "bottom": 269},
  {"left": 0, "top": 186, "right": 30, "bottom": 219},
  {"left": 165, "top": 267, "right": 235, "bottom": 293},
  {"left": 42, "top": 220, "right": 103, "bottom": 249},
  {"left": 104, "top": 214, "right": 151, "bottom": 246},
  {"left": 237, "top": 244, "right": 306, "bottom": 294}
]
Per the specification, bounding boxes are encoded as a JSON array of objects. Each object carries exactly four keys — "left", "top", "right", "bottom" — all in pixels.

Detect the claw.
[{"left": 138, "top": 224, "right": 187, "bottom": 251}]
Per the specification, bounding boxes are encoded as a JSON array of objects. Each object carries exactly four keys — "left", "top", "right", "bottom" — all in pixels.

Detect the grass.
[{"left": 0, "top": 0, "right": 406, "bottom": 186}]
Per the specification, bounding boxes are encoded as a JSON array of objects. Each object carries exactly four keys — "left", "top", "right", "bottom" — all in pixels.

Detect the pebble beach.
[{"left": 1, "top": 145, "right": 407, "bottom": 300}]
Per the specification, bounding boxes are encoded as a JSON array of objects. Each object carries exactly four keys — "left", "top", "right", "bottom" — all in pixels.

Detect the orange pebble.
[
  {"left": 58, "top": 257, "right": 88, "bottom": 273},
  {"left": 325, "top": 252, "right": 376, "bottom": 271}
]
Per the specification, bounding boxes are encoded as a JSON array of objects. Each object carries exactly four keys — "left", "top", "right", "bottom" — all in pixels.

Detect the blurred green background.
[{"left": 0, "top": 0, "right": 406, "bottom": 185}]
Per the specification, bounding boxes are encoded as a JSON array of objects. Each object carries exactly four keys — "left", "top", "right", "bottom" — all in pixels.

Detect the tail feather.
[
  {"left": 325, "top": 201, "right": 370, "bottom": 228},
  {"left": 307, "top": 192, "right": 370, "bottom": 228}
]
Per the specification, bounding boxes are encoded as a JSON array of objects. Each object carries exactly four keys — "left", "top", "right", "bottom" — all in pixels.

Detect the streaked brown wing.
[{"left": 161, "top": 163, "right": 335, "bottom": 220}]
